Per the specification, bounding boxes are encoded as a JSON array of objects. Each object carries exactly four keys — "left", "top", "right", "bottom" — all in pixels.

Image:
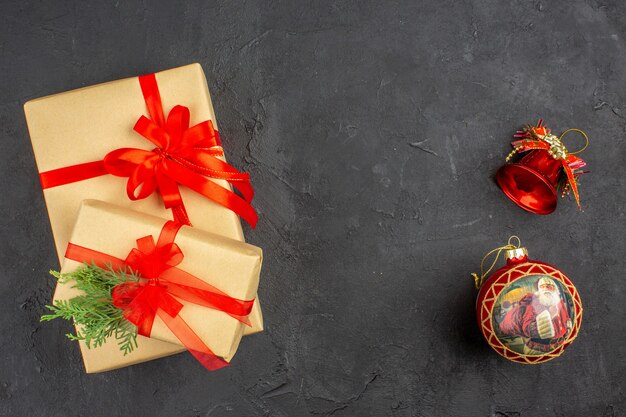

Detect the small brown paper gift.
[
  {"left": 55, "top": 200, "right": 262, "bottom": 373},
  {"left": 24, "top": 63, "right": 263, "bottom": 344}
]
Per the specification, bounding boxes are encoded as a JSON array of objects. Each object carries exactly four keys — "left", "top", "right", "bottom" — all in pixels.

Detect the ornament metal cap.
[{"left": 504, "top": 247, "right": 528, "bottom": 261}]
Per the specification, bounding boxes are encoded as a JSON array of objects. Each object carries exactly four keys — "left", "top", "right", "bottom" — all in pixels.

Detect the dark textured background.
[{"left": 1, "top": 1, "right": 625, "bottom": 416}]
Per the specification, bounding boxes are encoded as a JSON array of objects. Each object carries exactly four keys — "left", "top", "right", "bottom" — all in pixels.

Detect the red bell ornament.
[
  {"left": 496, "top": 120, "right": 588, "bottom": 215},
  {"left": 472, "top": 237, "right": 583, "bottom": 364}
]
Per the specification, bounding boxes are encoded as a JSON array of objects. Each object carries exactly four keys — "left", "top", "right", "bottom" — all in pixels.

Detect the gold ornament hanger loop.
[
  {"left": 559, "top": 128, "right": 589, "bottom": 155},
  {"left": 507, "top": 235, "right": 521, "bottom": 248},
  {"left": 471, "top": 236, "right": 521, "bottom": 290}
]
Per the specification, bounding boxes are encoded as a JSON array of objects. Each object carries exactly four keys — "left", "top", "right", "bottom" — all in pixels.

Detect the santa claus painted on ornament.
[{"left": 498, "top": 276, "right": 573, "bottom": 354}]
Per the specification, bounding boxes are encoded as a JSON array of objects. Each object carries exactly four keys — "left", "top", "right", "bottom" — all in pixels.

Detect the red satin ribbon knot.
[
  {"left": 64, "top": 220, "right": 255, "bottom": 371},
  {"left": 39, "top": 73, "right": 257, "bottom": 228}
]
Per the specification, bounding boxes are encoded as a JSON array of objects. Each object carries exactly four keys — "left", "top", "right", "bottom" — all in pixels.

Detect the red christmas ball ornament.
[
  {"left": 472, "top": 237, "right": 583, "bottom": 364},
  {"left": 496, "top": 120, "right": 588, "bottom": 215}
]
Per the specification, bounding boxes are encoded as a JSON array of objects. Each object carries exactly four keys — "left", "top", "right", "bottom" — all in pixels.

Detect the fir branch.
[
  {"left": 116, "top": 319, "right": 138, "bottom": 355},
  {"left": 41, "top": 263, "right": 140, "bottom": 355}
]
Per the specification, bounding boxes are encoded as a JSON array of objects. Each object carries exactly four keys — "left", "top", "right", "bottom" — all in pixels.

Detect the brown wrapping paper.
[
  {"left": 56, "top": 200, "right": 262, "bottom": 373},
  {"left": 23, "top": 63, "right": 263, "bottom": 343}
]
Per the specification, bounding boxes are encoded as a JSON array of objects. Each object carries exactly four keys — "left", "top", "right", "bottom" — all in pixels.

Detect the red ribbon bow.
[
  {"left": 511, "top": 119, "right": 587, "bottom": 208},
  {"left": 64, "top": 221, "right": 255, "bottom": 371},
  {"left": 39, "top": 73, "right": 257, "bottom": 228}
]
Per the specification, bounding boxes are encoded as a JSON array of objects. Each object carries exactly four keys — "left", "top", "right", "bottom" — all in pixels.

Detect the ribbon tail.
[
  {"left": 157, "top": 310, "right": 229, "bottom": 371},
  {"left": 230, "top": 179, "right": 254, "bottom": 203},
  {"left": 176, "top": 152, "right": 255, "bottom": 203},
  {"left": 136, "top": 319, "right": 154, "bottom": 338},
  {"left": 129, "top": 309, "right": 155, "bottom": 338},
  {"left": 563, "top": 165, "right": 581, "bottom": 209},
  {"left": 164, "top": 161, "right": 258, "bottom": 228}
]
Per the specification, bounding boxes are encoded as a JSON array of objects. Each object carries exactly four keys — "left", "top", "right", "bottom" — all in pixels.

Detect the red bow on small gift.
[
  {"left": 40, "top": 73, "right": 257, "bottom": 228},
  {"left": 510, "top": 119, "right": 587, "bottom": 208},
  {"left": 65, "top": 221, "right": 255, "bottom": 371}
]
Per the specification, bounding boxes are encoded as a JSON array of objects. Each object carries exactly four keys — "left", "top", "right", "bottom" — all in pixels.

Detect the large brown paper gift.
[
  {"left": 23, "top": 63, "right": 263, "bottom": 342},
  {"left": 56, "top": 200, "right": 262, "bottom": 373}
]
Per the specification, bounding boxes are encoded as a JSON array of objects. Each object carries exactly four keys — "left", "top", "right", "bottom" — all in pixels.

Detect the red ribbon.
[
  {"left": 511, "top": 119, "right": 586, "bottom": 208},
  {"left": 64, "top": 221, "right": 255, "bottom": 371},
  {"left": 39, "top": 73, "right": 257, "bottom": 228}
]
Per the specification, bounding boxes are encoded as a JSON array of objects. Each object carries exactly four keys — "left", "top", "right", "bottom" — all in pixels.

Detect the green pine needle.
[{"left": 41, "top": 263, "right": 140, "bottom": 355}]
